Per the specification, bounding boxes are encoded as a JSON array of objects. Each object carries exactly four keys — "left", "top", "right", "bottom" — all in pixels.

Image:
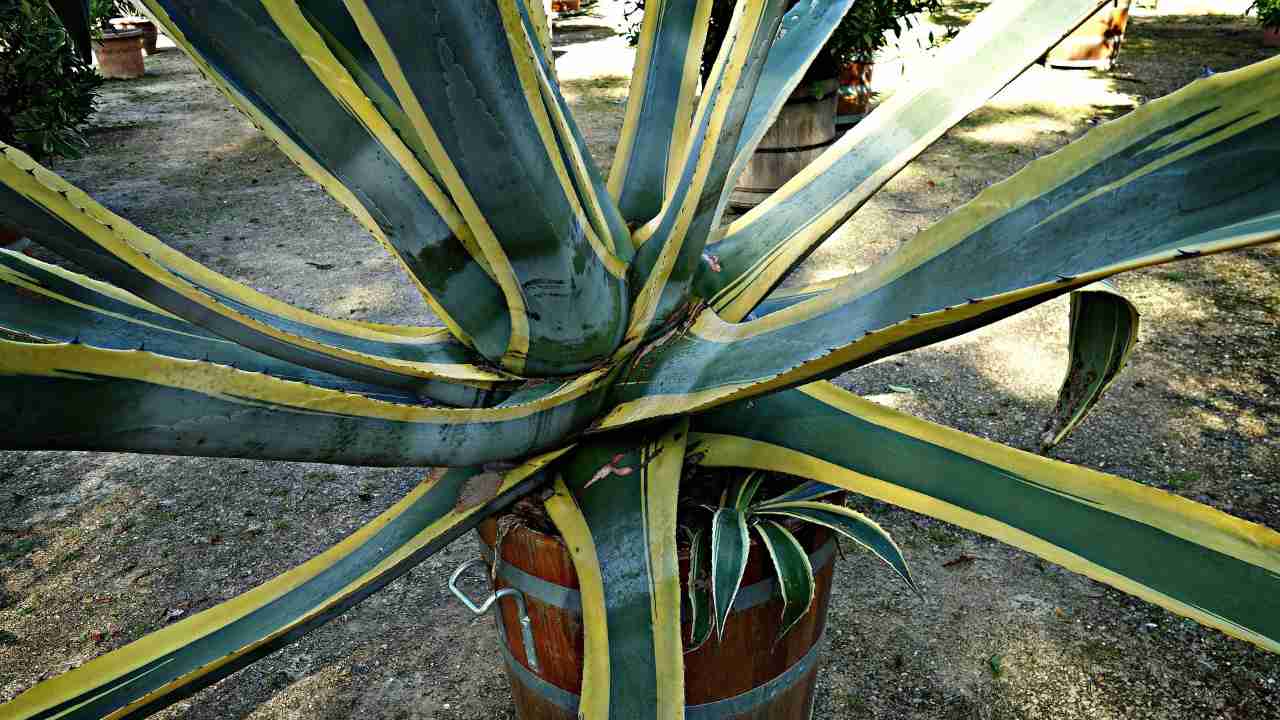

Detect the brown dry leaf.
[{"left": 454, "top": 472, "right": 503, "bottom": 512}]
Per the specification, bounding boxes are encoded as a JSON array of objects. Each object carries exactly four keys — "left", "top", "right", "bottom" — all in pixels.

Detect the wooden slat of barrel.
[
  {"left": 478, "top": 519, "right": 835, "bottom": 719},
  {"left": 731, "top": 95, "right": 838, "bottom": 210},
  {"left": 684, "top": 559, "right": 834, "bottom": 719},
  {"left": 505, "top": 669, "right": 573, "bottom": 720},
  {"left": 480, "top": 521, "right": 584, "bottom": 697}
]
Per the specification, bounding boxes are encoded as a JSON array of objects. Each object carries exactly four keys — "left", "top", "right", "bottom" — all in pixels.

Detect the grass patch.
[
  {"left": 926, "top": 526, "right": 959, "bottom": 547},
  {"left": 930, "top": 0, "right": 992, "bottom": 33},
  {"left": 988, "top": 653, "right": 1005, "bottom": 678},
  {"left": 1, "top": 538, "right": 41, "bottom": 563},
  {"left": 1081, "top": 637, "right": 1125, "bottom": 665},
  {"left": 52, "top": 547, "right": 84, "bottom": 568},
  {"left": 304, "top": 471, "right": 339, "bottom": 484}
]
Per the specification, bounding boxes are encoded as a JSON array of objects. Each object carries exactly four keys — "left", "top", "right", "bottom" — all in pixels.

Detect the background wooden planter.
[
  {"left": 477, "top": 518, "right": 837, "bottom": 719},
  {"left": 1046, "top": 0, "right": 1133, "bottom": 70},
  {"left": 730, "top": 91, "right": 838, "bottom": 210},
  {"left": 92, "top": 29, "right": 145, "bottom": 80},
  {"left": 110, "top": 16, "right": 160, "bottom": 55},
  {"left": 1265, "top": 26, "right": 1280, "bottom": 47}
]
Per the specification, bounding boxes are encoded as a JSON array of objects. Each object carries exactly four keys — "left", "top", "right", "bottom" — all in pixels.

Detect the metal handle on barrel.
[{"left": 448, "top": 558, "right": 540, "bottom": 671}]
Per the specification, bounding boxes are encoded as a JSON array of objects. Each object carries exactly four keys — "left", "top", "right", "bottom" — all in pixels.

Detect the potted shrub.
[
  {"left": 0, "top": 0, "right": 101, "bottom": 250},
  {"left": 827, "top": 0, "right": 943, "bottom": 128},
  {"left": 696, "top": 0, "right": 840, "bottom": 209},
  {"left": 89, "top": 0, "right": 144, "bottom": 79},
  {"left": 2, "top": 3, "right": 1279, "bottom": 719},
  {"left": 710, "top": 0, "right": 941, "bottom": 207},
  {"left": 109, "top": 2, "right": 159, "bottom": 56},
  {"left": 469, "top": 475, "right": 898, "bottom": 717},
  {"left": 1046, "top": 0, "right": 1133, "bottom": 70},
  {"left": 624, "top": 0, "right": 939, "bottom": 209},
  {"left": 1249, "top": 0, "right": 1280, "bottom": 47}
]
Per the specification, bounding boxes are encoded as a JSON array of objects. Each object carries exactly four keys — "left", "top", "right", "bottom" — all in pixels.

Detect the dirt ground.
[{"left": 2, "top": 3, "right": 1278, "bottom": 719}]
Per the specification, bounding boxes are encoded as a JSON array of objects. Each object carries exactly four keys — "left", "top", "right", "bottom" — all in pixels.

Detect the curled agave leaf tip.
[{"left": 907, "top": 578, "right": 925, "bottom": 600}]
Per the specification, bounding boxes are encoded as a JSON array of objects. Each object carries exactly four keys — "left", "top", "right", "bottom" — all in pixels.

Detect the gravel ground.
[{"left": 2, "top": 3, "right": 1277, "bottom": 719}]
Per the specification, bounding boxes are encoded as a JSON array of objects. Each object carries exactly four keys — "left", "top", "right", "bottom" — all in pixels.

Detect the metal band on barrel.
[
  {"left": 485, "top": 537, "right": 836, "bottom": 613},
  {"left": 496, "top": 616, "right": 826, "bottom": 717}
]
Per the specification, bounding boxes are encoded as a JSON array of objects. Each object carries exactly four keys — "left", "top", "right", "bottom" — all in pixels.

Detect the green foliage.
[
  {"left": 89, "top": 0, "right": 135, "bottom": 29},
  {"left": 624, "top": 0, "right": 943, "bottom": 80},
  {"left": 1249, "top": 0, "right": 1280, "bottom": 28},
  {"left": 702, "top": 0, "right": 942, "bottom": 83},
  {"left": 0, "top": 0, "right": 102, "bottom": 157},
  {"left": 821, "top": 0, "right": 943, "bottom": 63}
]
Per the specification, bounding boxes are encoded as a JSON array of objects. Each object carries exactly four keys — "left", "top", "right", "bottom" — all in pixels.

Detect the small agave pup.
[
  {"left": 1, "top": 0, "right": 1278, "bottom": 718},
  {"left": 685, "top": 473, "right": 917, "bottom": 649}
]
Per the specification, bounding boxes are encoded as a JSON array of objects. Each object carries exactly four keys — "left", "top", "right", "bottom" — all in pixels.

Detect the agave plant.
[
  {"left": 2, "top": 0, "right": 1278, "bottom": 717},
  {"left": 685, "top": 473, "right": 916, "bottom": 650}
]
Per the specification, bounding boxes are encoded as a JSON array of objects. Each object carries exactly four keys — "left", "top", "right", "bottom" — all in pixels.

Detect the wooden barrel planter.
[
  {"left": 475, "top": 518, "right": 836, "bottom": 719},
  {"left": 110, "top": 16, "right": 160, "bottom": 55},
  {"left": 1046, "top": 0, "right": 1132, "bottom": 71},
  {"left": 92, "top": 29, "right": 146, "bottom": 80},
  {"left": 730, "top": 88, "right": 838, "bottom": 210}
]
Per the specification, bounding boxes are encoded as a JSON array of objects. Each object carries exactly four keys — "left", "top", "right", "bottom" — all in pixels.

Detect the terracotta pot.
[
  {"left": 477, "top": 518, "right": 836, "bottom": 719},
  {"left": 551, "top": 0, "right": 580, "bottom": 12},
  {"left": 110, "top": 16, "right": 159, "bottom": 55},
  {"left": 730, "top": 86, "right": 838, "bottom": 210},
  {"left": 1264, "top": 26, "right": 1280, "bottom": 48},
  {"left": 93, "top": 29, "right": 145, "bottom": 80},
  {"left": 1047, "top": 0, "right": 1133, "bottom": 71},
  {"left": 836, "top": 60, "right": 874, "bottom": 128}
]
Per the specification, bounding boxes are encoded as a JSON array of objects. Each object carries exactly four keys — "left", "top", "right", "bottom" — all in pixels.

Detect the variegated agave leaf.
[{"left": 2, "top": 1, "right": 1278, "bottom": 718}]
